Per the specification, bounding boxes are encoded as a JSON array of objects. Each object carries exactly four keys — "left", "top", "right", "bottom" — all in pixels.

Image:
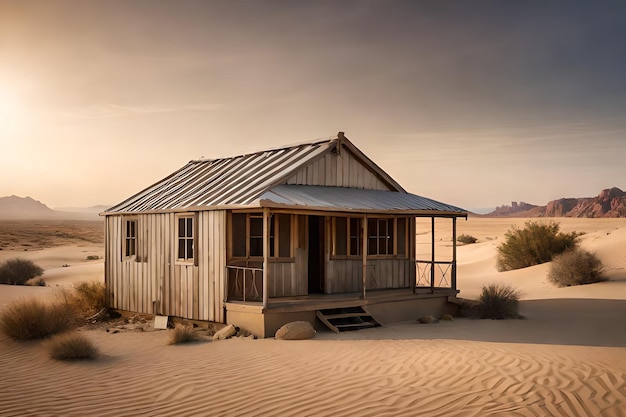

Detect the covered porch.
[{"left": 224, "top": 203, "right": 464, "bottom": 336}]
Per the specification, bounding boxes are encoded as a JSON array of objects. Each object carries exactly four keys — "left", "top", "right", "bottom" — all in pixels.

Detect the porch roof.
[{"left": 257, "top": 185, "right": 467, "bottom": 216}]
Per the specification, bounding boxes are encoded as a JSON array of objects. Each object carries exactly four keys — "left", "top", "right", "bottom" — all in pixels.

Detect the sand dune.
[
  {"left": 0, "top": 332, "right": 624, "bottom": 416},
  {"left": 0, "top": 218, "right": 625, "bottom": 416}
]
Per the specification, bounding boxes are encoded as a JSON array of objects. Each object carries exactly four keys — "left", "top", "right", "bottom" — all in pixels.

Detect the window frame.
[
  {"left": 176, "top": 214, "right": 197, "bottom": 265},
  {"left": 332, "top": 215, "right": 410, "bottom": 259},
  {"left": 332, "top": 216, "right": 362, "bottom": 259},
  {"left": 123, "top": 217, "right": 138, "bottom": 260},
  {"left": 230, "top": 212, "right": 294, "bottom": 261},
  {"left": 367, "top": 217, "right": 395, "bottom": 256}
]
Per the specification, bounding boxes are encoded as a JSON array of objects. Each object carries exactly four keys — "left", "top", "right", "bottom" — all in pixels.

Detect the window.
[
  {"left": 349, "top": 218, "right": 362, "bottom": 256},
  {"left": 368, "top": 218, "right": 394, "bottom": 256},
  {"left": 124, "top": 219, "right": 137, "bottom": 258},
  {"left": 334, "top": 217, "right": 347, "bottom": 255},
  {"left": 333, "top": 217, "right": 361, "bottom": 257},
  {"left": 396, "top": 217, "right": 407, "bottom": 257},
  {"left": 232, "top": 213, "right": 247, "bottom": 257},
  {"left": 177, "top": 215, "right": 195, "bottom": 262},
  {"left": 249, "top": 215, "right": 263, "bottom": 257},
  {"left": 231, "top": 213, "right": 292, "bottom": 259},
  {"left": 334, "top": 216, "right": 410, "bottom": 257},
  {"left": 277, "top": 214, "right": 291, "bottom": 257}
]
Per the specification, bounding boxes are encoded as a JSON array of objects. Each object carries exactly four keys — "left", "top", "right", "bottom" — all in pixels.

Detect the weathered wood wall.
[
  {"left": 105, "top": 211, "right": 226, "bottom": 323},
  {"left": 325, "top": 259, "right": 415, "bottom": 293},
  {"left": 285, "top": 150, "right": 391, "bottom": 190},
  {"left": 324, "top": 216, "right": 417, "bottom": 293}
]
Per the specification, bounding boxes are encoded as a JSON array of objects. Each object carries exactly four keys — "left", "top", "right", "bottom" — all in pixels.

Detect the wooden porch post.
[
  {"left": 452, "top": 217, "right": 457, "bottom": 291},
  {"left": 431, "top": 217, "right": 435, "bottom": 293},
  {"left": 362, "top": 213, "right": 367, "bottom": 299},
  {"left": 412, "top": 217, "right": 416, "bottom": 294},
  {"left": 262, "top": 208, "right": 269, "bottom": 309}
]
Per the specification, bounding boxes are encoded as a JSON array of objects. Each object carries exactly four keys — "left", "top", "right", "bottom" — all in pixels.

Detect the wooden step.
[
  {"left": 321, "top": 312, "right": 372, "bottom": 320},
  {"left": 316, "top": 306, "right": 381, "bottom": 333},
  {"left": 334, "top": 322, "right": 377, "bottom": 330}
]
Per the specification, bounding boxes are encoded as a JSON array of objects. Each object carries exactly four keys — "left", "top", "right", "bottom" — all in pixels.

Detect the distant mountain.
[
  {"left": 54, "top": 204, "right": 110, "bottom": 214},
  {"left": 0, "top": 196, "right": 104, "bottom": 220},
  {"left": 0, "top": 195, "right": 56, "bottom": 219},
  {"left": 486, "top": 187, "right": 626, "bottom": 218}
]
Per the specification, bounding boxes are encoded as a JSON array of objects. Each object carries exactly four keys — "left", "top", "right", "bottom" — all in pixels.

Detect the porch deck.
[
  {"left": 225, "top": 287, "right": 459, "bottom": 337},
  {"left": 226, "top": 287, "right": 459, "bottom": 313}
]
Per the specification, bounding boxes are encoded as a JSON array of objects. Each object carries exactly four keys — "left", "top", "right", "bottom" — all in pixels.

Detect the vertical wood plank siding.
[
  {"left": 104, "top": 211, "right": 226, "bottom": 322},
  {"left": 268, "top": 262, "right": 308, "bottom": 297},
  {"left": 285, "top": 151, "right": 391, "bottom": 190},
  {"left": 325, "top": 258, "right": 415, "bottom": 293}
]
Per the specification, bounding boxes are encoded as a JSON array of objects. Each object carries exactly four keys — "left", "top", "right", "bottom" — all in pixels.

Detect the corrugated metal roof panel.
[
  {"left": 258, "top": 185, "right": 467, "bottom": 215},
  {"left": 105, "top": 136, "right": 467, "bottom": 216},
  {"left": 105, "top": 140, "right": 336, "bottom": 213}
]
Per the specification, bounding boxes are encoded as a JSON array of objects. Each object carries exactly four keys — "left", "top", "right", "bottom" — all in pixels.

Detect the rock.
[
  {"left": 441, "top": 314, "right": 454, "bottom": 321},
  {"left": 417, "top": 315, "right": 439, "bottom": 324},
  {"left": 213, "top": 324, "right": 238, "bottom": 340},
  {"left": 275, "top": 321, "right": 316, "bottom": 340}
]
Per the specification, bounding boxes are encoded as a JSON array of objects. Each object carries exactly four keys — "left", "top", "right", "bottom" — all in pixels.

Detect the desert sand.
[{"left": 0, "top": 218, "right": 625, "bottom": 416}]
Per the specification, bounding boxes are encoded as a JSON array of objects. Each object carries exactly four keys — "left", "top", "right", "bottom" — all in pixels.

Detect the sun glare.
[
  {"left": 0, "top": 90, "right": 16, "bottom": 119},
  {"left": 0, "top": 84, "right": 22, "bottom": 133}
]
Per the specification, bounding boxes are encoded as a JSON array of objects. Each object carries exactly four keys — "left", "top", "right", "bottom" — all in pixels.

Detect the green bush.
[
  {"left": 457, "top": 234, "right": 478, "bottom": 244},
  {"left": 548, "top": 248, "right": 606, "bottom": 287},
  {"left": 169, "top": 325, "right": 202, "bottom": 345},
  {"left": 86, "top": 255, "right": 100, "bottom": 260},
  {"left": 477, "top": 283, "right": 520, "bottom": 319},
  {"left": 0, "top": 298, "right": 75, "bottom": 340},
  {"left": 496, "top": 221, "right": 578, "bottom": 271},
  {"left": 0, "top": 258, "right": 44, "bottom": 285},
  {"left": 46, "top": 332, "right": 98, "bottom": 360}
]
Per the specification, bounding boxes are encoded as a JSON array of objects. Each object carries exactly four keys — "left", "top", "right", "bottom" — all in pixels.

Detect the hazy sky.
[{"left": 1, "top": 1, "right": 625, "bottom": 211}]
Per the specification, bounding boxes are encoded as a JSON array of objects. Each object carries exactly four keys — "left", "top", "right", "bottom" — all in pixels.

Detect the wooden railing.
[
  {"left": 415, "top": 260, "right": 456, "bottom": 291},
  {"left": 226, "top": 265, "right": 263, "bottom": 302}
]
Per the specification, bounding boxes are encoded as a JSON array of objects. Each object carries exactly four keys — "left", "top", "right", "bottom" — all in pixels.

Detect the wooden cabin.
[{"left": 103, "top": 133, "right": 467, "bottom": 337}]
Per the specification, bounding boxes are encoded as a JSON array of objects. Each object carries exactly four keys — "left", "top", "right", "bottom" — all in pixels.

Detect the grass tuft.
[
  {"left": 72, "top": 281, "right": 107, "bottom": 312},
  {"left": 0, "top": 298, "right": 75, "bottom": 340},
  {"left": 477, "top": 283, "right": 520, "bottom": 319},
  {"left": 46, "top": 332, "right": 98, "bottom": 360},
  {"left": 169, "top": 325, "right": 202, "bottom": 345}
]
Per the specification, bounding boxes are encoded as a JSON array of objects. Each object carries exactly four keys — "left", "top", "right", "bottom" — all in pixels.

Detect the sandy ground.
[{"left": 0, "top": 218, "right": 625, "bottom": 416}]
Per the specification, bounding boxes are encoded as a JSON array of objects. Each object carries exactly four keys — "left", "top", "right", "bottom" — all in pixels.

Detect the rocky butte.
[{"left": 486, "top": 187, "right": 626, "bottom": 218}]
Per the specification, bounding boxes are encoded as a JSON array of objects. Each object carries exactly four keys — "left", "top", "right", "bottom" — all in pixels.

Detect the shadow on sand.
[{"left": 314, "top": 299, "right": 626, "bottom": 348}]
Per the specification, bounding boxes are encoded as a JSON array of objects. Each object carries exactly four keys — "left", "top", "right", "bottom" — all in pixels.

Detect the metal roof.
[
  {"left": 106, "top": 139, "right": 337, "bottom": 213},
  {"left": 258, "top": 185, "right": 467, "bottom": 216},
  {"left": 104, "top": 135, "right": 466, "bottom": 216}
]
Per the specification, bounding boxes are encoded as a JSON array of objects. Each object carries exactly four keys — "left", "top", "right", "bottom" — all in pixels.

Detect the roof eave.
[{"left": 258, "top": 199, "right": 467, "bottom": 217}]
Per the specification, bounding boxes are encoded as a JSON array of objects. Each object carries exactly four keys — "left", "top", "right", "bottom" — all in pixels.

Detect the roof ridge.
[{"left": 190, "top": 136, "right": 338, "bottom": 163}]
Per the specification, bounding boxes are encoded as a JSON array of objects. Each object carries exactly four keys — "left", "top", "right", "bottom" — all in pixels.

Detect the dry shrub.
[
  {"left": 73, "top": 281, "right": 107, "bottom": 313},
  {"left": 457, "top": 234, "right": 478, "bottom": 244},
  {"left": 27, "top": 277, "right": 47, "bottom": 287},
  {"left": 548, "top": 248, "right": 606, "bottom": 287},
  {"left": 46, "top": 332, "right": 98, "bottom": 360},
  {"left": 496, "top": 221, "right": 578, "bottom": 271},
  {"left": 0, "top": 298, "right": 75, "bottom": 340},
  {"left": 169, "top": 325, "right": 202, "bottom": 345},
  {"left": 0, "top": 258, "right": 44, "bottom": 285},
  {"left": 478, "top": 283, "right": 520, "bottom": 319}
]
